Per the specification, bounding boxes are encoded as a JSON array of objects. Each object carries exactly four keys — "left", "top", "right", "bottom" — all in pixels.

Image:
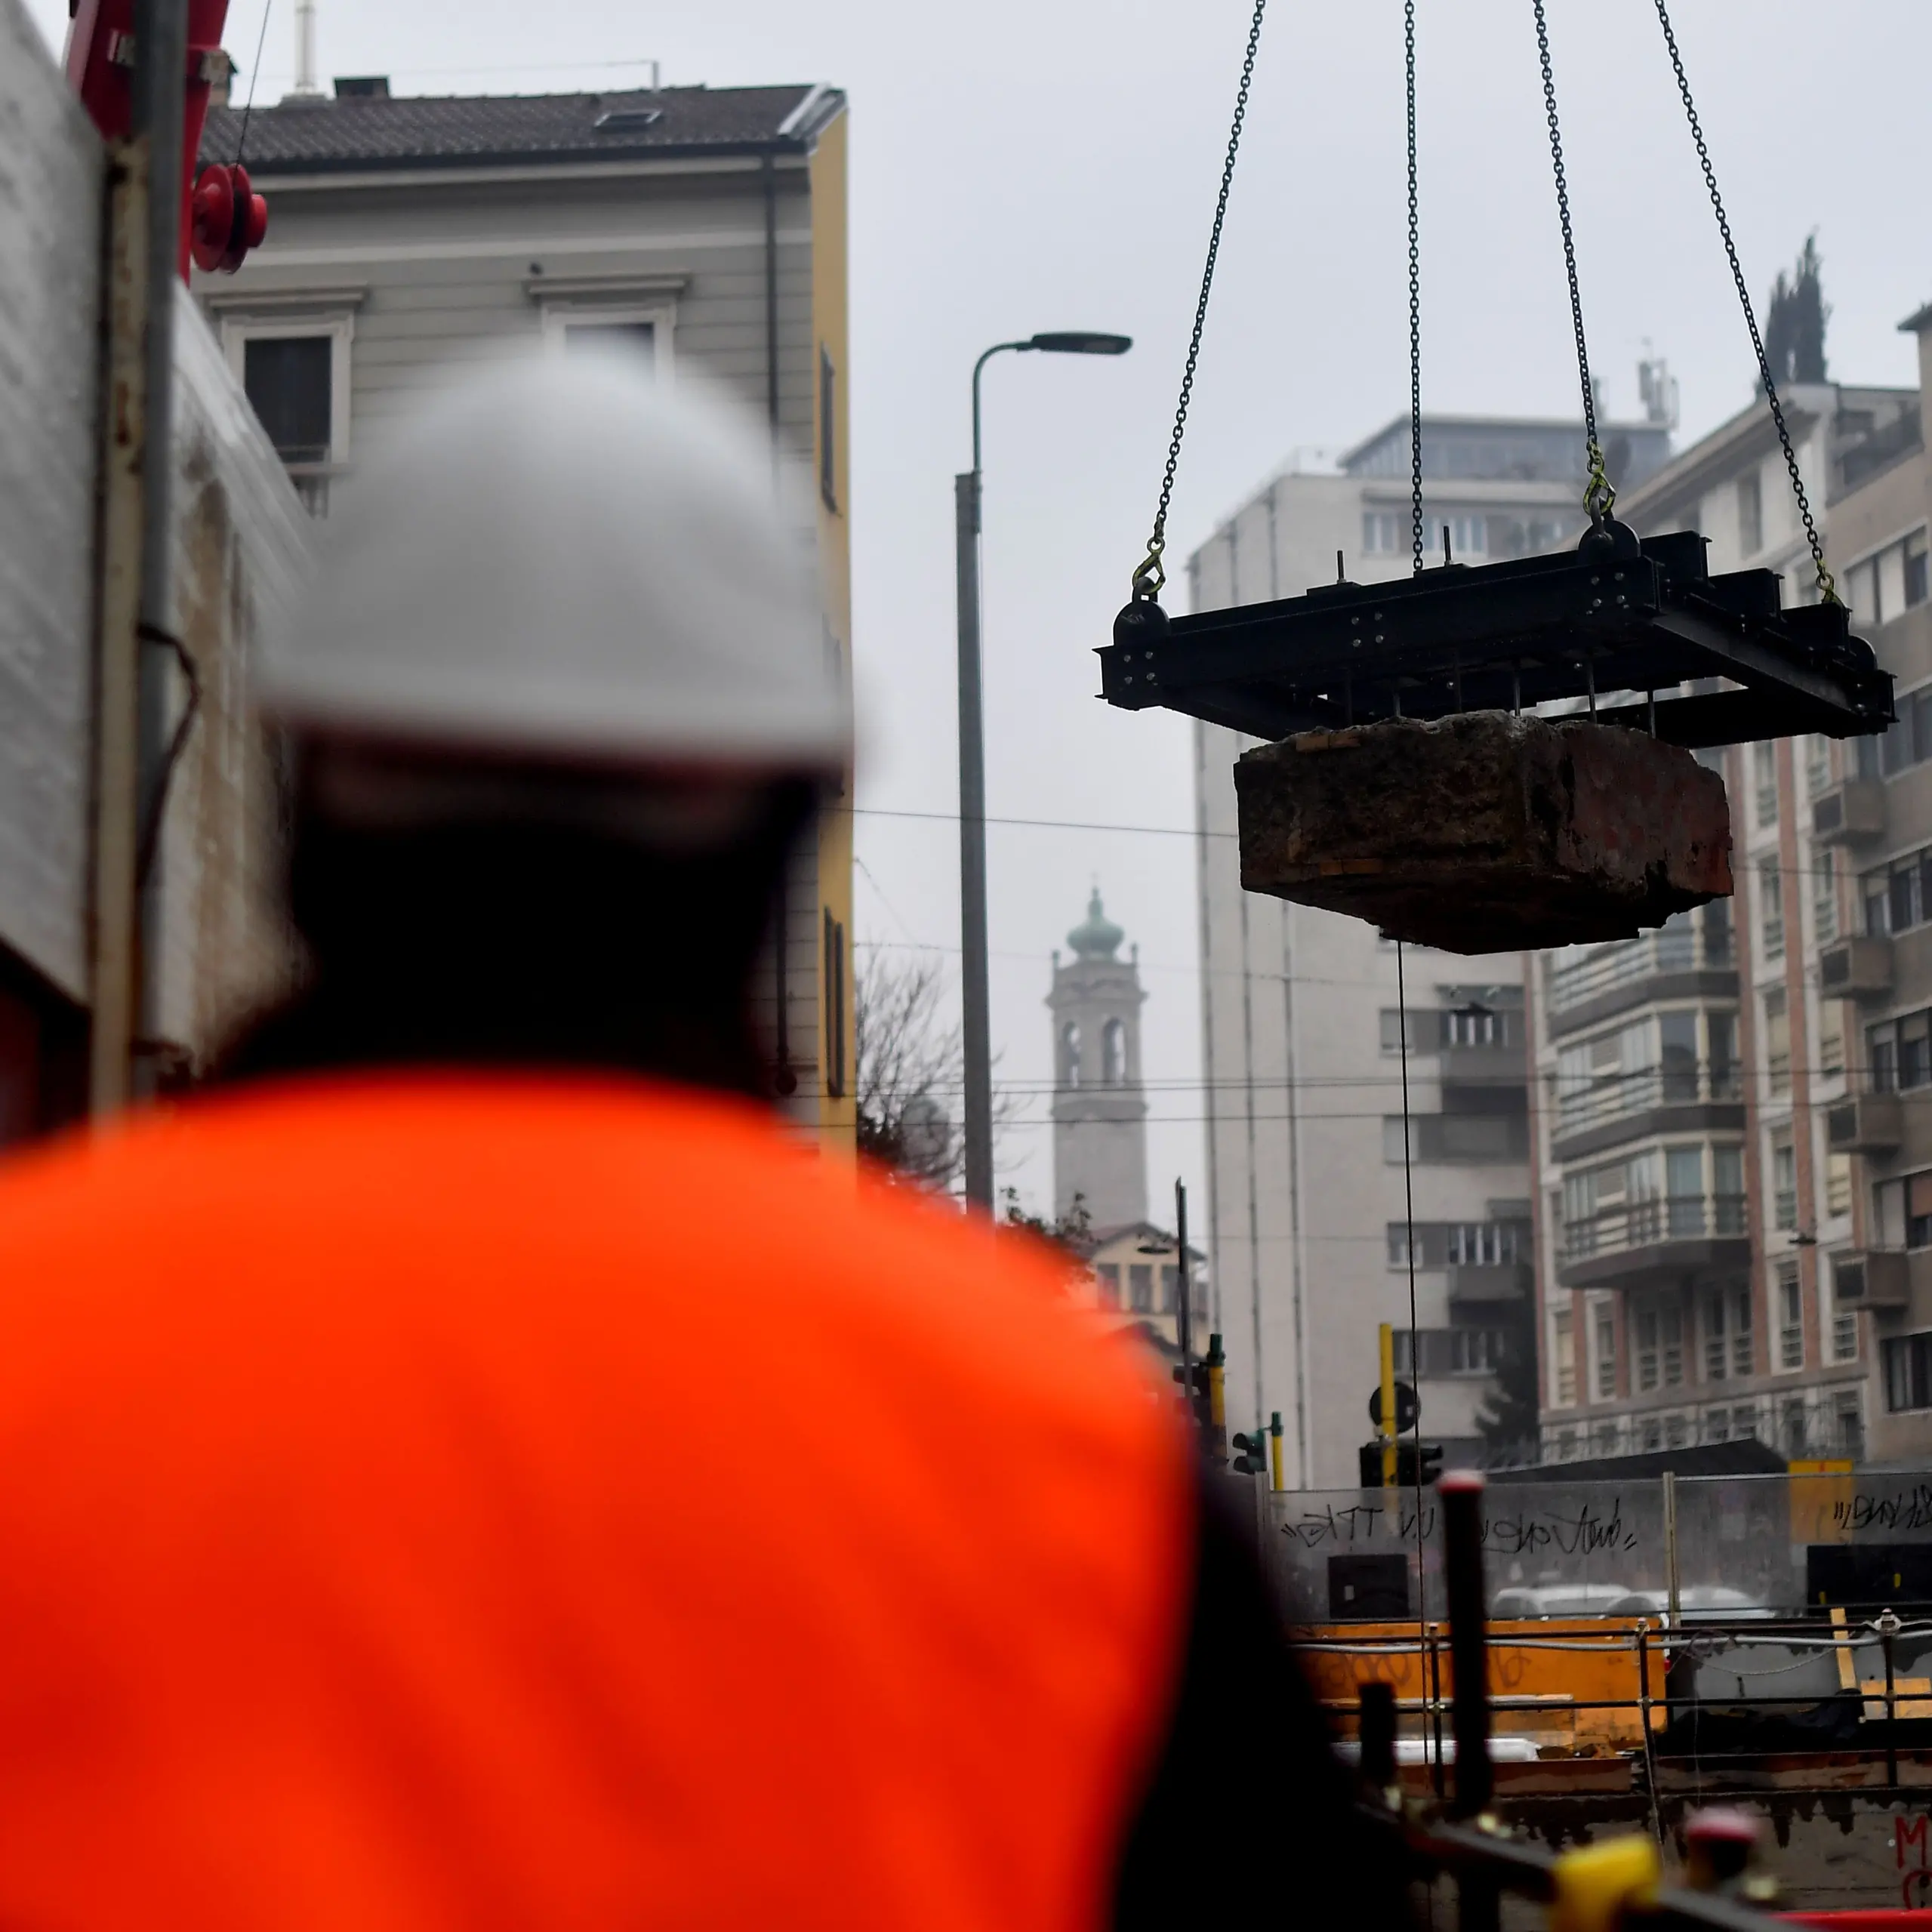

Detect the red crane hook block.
[{"left": 190, "top": 162, "right": 267, "bottom": 273}]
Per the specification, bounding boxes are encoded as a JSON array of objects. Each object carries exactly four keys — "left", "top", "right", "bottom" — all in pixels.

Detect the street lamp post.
[{"left": 956, "top": 331, "right": 1132, "bottom": 1213}]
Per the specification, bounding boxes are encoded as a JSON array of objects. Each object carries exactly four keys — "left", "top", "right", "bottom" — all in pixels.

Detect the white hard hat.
[{"left": 257, "top": 355, "right": 849, "bottom": 773}]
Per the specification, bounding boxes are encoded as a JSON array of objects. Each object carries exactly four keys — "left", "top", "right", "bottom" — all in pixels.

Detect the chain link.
[
  {"left": 1530, "top": 0, "right": 1614, "bottom": 525},
  {"left": 1406, "top": 0, "right": 1423, "bottom": 575},
  {"left": 1132, "top": 0, "right": 1268, "bottom": 599},
  {"left": 1650, "top": 0, "right": 1838, "bottom": 604}
]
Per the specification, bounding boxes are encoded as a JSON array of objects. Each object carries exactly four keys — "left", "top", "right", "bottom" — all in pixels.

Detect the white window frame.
[
  {"left": 214, "top": 300, "right": 359, "bottom": 468},
  {"left": 1841, "top": 521, "right": 1931, "bottom": 628},
  {"left": 529, "top": 274, "right": 686, "bottom": 377}
]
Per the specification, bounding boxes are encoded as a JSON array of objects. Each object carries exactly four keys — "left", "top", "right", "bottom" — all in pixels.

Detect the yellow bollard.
[
  {"left": 1549, "top": 1834, "right": 1660, "bottom": 1932},
  {"left": 1379, "top": 1320, "right": 1398, "bottom": 1488}
]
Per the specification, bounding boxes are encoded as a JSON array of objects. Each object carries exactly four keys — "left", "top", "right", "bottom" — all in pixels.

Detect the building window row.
[
  {"left": 1554, "top": 1006, "right": 1736, "bottom": 1135},
  {"left": 1751, "top": 741, "right": 1778, "bottom": 827},
  {"left": 1574, "top": 1272, "right": 1842, "bottom": 1406},
  {"left": 1813, "top": 848, "right": 1840, "bottom": 947},
  {"left": 1360, "top": 509, "right": 1574, "bottom": 559},
  {"left": 1379, "top": 1002, "right": 1519, "bottom": 1053},
  {"left": 1093, "top": 1260, "right": 1191, "bottom": 1316},
  {"left": 1862, "top": 844, "right": 1932, "bottom": 938},
  {"left": 1844, "top": 525, "right": 1930, "bottom": 629},
  {"left": 1702, "top": 1284, "right": 1755, "bottom": 1381},
  {"left": 1391, "top": 1327, "right": 1511, "bottom": 1378},
  {"left": 1548, "top": 1389, "right": 1863, "bottom": 1459},
  {"left": 1777, "top": 1263, "right": 1804, "bottom": 1371},
  {"left": 1866, "top": 1008, "right": 1932, "bottom": 1093},
  {"left": 1546, "top": 904, "right": 1732, "bottom": 1016},
  {"left": 1385, "top": 1219, "right": 1527, "bottom": 1268},
  {"left": 1561, "top": 1141, "right": 1745, "bottom": 1259},
  {"left": 1872, "top": 1169, "right": 1932, "bottom": 1249},
  {"left": 1857, "top": 681, "right": 1932, "bottom": 782},
  {"left": 1758, "top": 859, "right": 1784, "bottom": 959},
  {"left": 1551, "top": 1308, "right": 1576, "bottom": 1407}
]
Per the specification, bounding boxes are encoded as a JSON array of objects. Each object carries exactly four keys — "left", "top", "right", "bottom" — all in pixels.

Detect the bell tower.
[{"left": 1048, "top": 889, "right": 1148, "bottom": 1231}]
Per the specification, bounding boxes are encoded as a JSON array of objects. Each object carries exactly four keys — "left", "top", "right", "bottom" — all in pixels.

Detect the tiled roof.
[{"left": 200, "top": 83, "right": 838, "bottom": 173}]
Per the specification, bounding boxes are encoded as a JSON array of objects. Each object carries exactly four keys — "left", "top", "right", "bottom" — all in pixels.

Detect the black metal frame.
[{"left": 1104, "top": 527, "right": 1893, "bottom": 748}]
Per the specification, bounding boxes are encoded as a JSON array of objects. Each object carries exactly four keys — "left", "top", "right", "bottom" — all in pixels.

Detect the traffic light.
[
  {"left": 1172, "top": 1359, "right": 1211, "bottom": 1432},
  {"left": 1171, "top": 1333, "right": 1229, "bottom": 1465},
  {"left": 1358, "top": 1440, "right": 1444, "bottom": 1488},
  {"left": 1231, "top": 1428, "right": 1269, "bottom": 1476}
]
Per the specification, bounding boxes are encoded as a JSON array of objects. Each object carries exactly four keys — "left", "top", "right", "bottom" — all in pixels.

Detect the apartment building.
[
  {"left": 194, "top": 75, "right": 856, "bottom": 1145},
  {"left": 1189, "top": 407, "right": 1670, "bottom": 1486},
  {"left": 1530, "top": 365, "right": 1924, "bottom": 1463},
  {"left": 1817, "top": 309, "right": 1932, "bottom": 1461}
]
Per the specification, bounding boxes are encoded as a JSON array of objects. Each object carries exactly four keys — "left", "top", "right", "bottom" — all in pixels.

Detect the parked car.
[
  {"left": 1489, "top": 1583, "right": 1635, "bottom": 1620},
  {"left": 1604, "top": 1587, "right": 1777, "bottom": 1625}
]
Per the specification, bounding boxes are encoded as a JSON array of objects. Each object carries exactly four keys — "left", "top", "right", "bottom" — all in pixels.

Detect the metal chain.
[
  {"left": 1650, "top": 0, "right": 1838, "bottom": 604},
  {"left": 1530, "top": 0, "right": 1614, "bottom": 525},
  {"left": 1132, "top": 0, "right": 1268, "bottom": 600},
  {"left": 1406, "top": 0, "right": 1423, "bottom": 575}
]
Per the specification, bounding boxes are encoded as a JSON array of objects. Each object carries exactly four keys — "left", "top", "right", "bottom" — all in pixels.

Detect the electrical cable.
[
  {"left": 233, "top": 0, "right": 275, "bottom": 165},
  {"left": 1397, "top": 940, "right": 1428, "bottom": 1647}
]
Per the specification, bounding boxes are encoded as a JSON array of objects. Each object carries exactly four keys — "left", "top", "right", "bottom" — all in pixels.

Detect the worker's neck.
[{"left": 215, "top": 974, "right": 773, "bottom": 1102}]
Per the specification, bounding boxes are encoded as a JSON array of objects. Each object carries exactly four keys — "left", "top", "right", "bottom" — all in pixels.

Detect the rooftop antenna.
[
  {"left": 290, "top": 0, "right": 322, "bottom": 99},
  {"left": 1637, "top": 339, "right": 1681, "bottom": 431}
]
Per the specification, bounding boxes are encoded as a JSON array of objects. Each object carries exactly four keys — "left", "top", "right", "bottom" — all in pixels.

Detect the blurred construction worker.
[{"left": 0, "top": 359, "right": 1404, "bottom": 1930}]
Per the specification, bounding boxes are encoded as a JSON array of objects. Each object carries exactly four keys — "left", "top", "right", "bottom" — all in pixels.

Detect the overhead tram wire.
[
  {"left": 1396, "top": 943, "right": 1427, "bottom": 1621},
  {"left": 233, "top": 0, "right": 276, "bottom": 163},
  {"left": 842, "top": 805, "right": 1875, "bottom": 885}
]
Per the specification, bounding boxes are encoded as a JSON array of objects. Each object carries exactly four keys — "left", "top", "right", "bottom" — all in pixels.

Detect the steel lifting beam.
[{"left": 1102, "top": 525, "right": 1893, "bottom": 749}]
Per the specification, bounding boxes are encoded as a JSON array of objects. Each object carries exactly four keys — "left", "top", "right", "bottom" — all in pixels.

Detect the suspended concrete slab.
[{"left": 1234, "top": 711, "right": 1731, "bottom": 954}]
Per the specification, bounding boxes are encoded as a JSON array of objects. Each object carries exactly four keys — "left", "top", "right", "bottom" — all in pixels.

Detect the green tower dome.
[{"left": 1067, "top": 888, "right": 1124, "bottom": 960}]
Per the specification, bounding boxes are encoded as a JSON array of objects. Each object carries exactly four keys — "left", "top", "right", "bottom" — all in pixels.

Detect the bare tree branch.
[{"left": 853, "top": 944, "right": 1019, "bottom": 1189}]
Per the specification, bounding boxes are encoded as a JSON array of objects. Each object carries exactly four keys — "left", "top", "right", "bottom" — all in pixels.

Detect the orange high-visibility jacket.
[{"left": 0, "top": 1075, "right": 1200, "bottom": 1932}]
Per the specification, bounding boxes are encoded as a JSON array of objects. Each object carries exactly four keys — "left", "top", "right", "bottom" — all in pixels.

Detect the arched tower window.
[
  {"left": 1060, "top": 1021, "right": 1082, "bottom": 1088},
  {"left": 1102, "top": 1016, "right": 1126, "bottom": 1086}
]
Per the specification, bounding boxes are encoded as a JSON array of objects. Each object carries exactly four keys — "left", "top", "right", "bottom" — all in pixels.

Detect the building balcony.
[
  {"left": 1551, "top": 1065, "right": 1745, "bottom": 1162},
  {"left": 1832, "top": 1249, "right": 1910, "bottom": 1310},
  {"left": 1446, "top": 1261, "right": 1533, "bottom": 1305},
  {"left": 1547, "top": 915, "right": 1736, "bottom": 1038},
  {"left": 1811, "top": 776, "right": 1887, "bottom": 847},
  {"left": 1394, "top": 1111, "right": 1530, "bottom": 1164},
  {"left": 1557, "top": 1194, "right": 1750, "bottom": 1290},
  {"left": 1827, "top": 1090, "right": 1904, "bottom": 1155},
  {"left": 1819, "top": 935, "right": 1893, "bottom": 1002},
  {"left": 1438, "top": 1040, "right": 1526, "bottom": 1088},
  {"left": 1391, "top": 1325, "right": 1513, "bottom": 1380}
]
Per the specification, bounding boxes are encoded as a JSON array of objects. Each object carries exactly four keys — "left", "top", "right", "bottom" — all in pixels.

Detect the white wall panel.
[{"left": 0, "top": 0, "right": 101, "bottom": 1001}]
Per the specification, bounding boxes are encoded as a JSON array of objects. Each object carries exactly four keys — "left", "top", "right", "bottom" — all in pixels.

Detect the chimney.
[
  {"left": 289, "top": 0, "right": 322, "bottom": 99},
  {"left": 208, "top": 48, "right": 233, "bottom": 109}
]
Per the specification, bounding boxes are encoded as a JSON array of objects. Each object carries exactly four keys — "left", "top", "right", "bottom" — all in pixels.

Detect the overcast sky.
[{"left": 27, "top": 0, "right": 1932, "bottom": 1227}]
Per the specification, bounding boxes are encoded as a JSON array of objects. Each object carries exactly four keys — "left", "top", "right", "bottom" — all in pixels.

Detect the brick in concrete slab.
[{"left": 1233, "top": 711, "right": 1733, "bottom": 954}]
